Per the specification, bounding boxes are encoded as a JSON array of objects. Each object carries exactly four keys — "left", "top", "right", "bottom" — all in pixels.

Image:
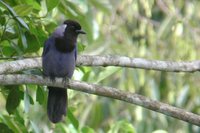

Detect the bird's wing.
[
  {"left": 74, "top": 46, "right": 77, "bottom": 61},
  {"left": 42, "top": 38, "right": 52, "bottom": 57}
]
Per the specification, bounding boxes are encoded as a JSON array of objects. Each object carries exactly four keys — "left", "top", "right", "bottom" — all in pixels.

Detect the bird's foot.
[
  {"left": 49, "top": 76, "right": 56, "bottom": 82},
  {"left": 42, "top": 75, "right": 47, "bottom": 79},
  {"left": 62, "top": 77, "right": 70, "bottom": 88}
]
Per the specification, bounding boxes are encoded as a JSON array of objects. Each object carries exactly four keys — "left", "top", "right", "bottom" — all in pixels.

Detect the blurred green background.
[{"left": 0, "top": 0, "right": 200, "bottom": 133}]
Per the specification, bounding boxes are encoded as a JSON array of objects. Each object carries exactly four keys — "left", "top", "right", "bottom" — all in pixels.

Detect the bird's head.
[
  {"left": 64, "top": 20, "right": 86, "bottom": 35},
  {"left": 52, "top": 20, "right": 85, "bottom": 52},
  {"left": 53, "top": 20, "right": 86, "bottom": 38}
]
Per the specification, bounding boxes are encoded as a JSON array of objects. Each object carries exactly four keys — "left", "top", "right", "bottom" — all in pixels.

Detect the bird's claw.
[
  {"left": 50, "top": 76, "right": 56, "bottom": 82},
  {"left": 62, "top": 77, "right": 69, "bottom": 88}
]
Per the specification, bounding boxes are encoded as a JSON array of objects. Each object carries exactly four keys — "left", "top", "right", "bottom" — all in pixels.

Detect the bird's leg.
[
  {"left": 62, "top": 77, "right": 70, "bottom": 88},
  {"left": 42, "top": 75, "right": 47, "bottom": 79},
  {"left": 43, "top": 74, "right": 54, "bottom": 83},
  {"left": 49, "top": 74, "right": 56, "bottom": 82},
  {"left": 42, "top": 72, "right": 48, "bottom": 79}
]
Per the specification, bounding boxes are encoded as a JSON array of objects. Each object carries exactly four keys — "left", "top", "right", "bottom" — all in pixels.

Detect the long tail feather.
[{"left": 47, "top": 87, "right": 67, "bottom": 123}]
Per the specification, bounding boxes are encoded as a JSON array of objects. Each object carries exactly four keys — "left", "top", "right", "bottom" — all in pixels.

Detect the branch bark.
[
  {"left": 0, "top": 55, "right": 200, "bottom": 74},
  {"left": 0, "top": 74, "right": 199, "bottom": 126}
]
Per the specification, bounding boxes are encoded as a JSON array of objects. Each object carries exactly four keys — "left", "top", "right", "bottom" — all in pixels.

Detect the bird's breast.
[{"left": 42, "top": 48, "right": 76, "bottom": 78}]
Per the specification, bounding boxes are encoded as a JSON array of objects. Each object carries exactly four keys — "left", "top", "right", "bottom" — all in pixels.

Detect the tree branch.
[
  {"left": 0, "top": 74, "right": 199, "bottom": 126},
  {"left": 0, "top": 55, "right": 200, "bottom": 74}
]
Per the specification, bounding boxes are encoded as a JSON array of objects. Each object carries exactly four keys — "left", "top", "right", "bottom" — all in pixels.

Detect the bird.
[{"left": 42, "top": 20, "right": 86, "bottom": 123}]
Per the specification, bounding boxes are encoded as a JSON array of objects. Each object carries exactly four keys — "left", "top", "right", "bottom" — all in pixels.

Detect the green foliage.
[
  {"left": 108, "top": 120, "right": 136, "bottom": 133},
  {"left": 67, "top": 108, "right": 79, "bottom": 129},
  {"left": 81, "top": 126, "right": 95, "bottom": 133},
  {"left": 0, "top": 1, "right": 29, "bottom": 30},
  {"left": 13, "top": 4, "right": 33, "bottom": 16},
  {"left": 0, "top": 0, "right": 200, "bottom": 133},
  {"left": 0, "top": 114, "right": 27, "bottom": 133},
  {"left": 46, "top": 0, "right": 60, "bottom": 12},
  {"left": 36, "top": 86, "right": 45, "bottom": 104},
  {"left": 0, "top": 123, "right": 13, "bottom": 133},
  {"left": 5, "top": 86, "right": 23, "bottom": 114}
]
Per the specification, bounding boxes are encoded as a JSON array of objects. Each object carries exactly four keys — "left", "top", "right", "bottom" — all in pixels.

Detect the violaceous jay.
[{"left": 42, "top": 20, "right": 86, "bottom": 123}]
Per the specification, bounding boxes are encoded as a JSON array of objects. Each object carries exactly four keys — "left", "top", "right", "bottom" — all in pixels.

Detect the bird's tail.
[{"left": 47, "top": 87, "right": 67, "bottom": 123}]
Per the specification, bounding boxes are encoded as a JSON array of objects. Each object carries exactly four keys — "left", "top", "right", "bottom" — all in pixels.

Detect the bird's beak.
[{"left": 76, "top": 30, "right": 86, "bottom": 34}]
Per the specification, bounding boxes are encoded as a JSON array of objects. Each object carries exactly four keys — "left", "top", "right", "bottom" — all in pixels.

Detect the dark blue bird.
[{"left": 42, "top": 20, "right": 85, "bottom": 123}]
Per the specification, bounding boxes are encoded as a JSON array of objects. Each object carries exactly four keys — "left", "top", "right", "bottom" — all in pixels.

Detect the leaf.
[
  {"left": 0, "top": 114, "right": 27, "bottom": 133},
  {"left": 77, "top": 43, "right": 86, "bottom": 53},
  {"left": 14, "top": 111, "right": 25, "bottom": 126},
  {"left": 46, "top": 0, "right": 60, "bottom": 11},
  {"left": 36, "top": 86, "right": 44, "bottom": 104},
  {"left": 157, "top": 15, "right": 174, "bottom": 39},
  {"left": 6, "top": 87, "right": 23, "bottom": 114},
  {"left": 0, "top": 1, "right": 29, "bottom": 30},
  {"left": 25, "top": 0, "right": 41, "bottom": 10},
  {"left": 30, "top": 121, "right": 40, "bottom": 133},
  {"left": 96, "top": 67, "right": 120, "bottom": 83},
  {"left": 1, "top": 29, "right": 17, "bottom": 41},
  {"left": 26, "top": 32, "right": 41, "bottom": 52},
  {"left": 150, "top": 80, "right": 160, "bottom": 100},
  {"left": 29, "top": 23, "right": 47, "bottom": 37},
  {"left": 0, "top": 115, "right": 18, "bottom": 132},
  {"left": 176, "top": 85, "right": 189, "bottom": 107},
  {"left": 1, "top": 41, "right": 16, "bottom": 57},
  {"left": 28, "top": 23, "right": 47, "bottom": 47},
  {"left": 44, "top": 22, "right": 57, "bottom": 34},
  {"left": 0, "top": 123, "right": 13, "bottom": 133},
  {"left": 24, "top": 87, "right": 30, "bottom": 113},
  {"left": 54, "top": 124, "right": 66, "bottom": 133},
  {"left": 2, "top": 46, "right": 15, "bottom": 57},
  {"left": 19, "top": 31, "right": 28, "bottom": 50},
  {"left": 81, "top": 126, "right": 95, "bottom": 133},
  {"left": 13, "top": 4, "right": 33, "bottom": 16},
  {"left": 64, "top": 1, "right": 84, "bottom": 16},
  {"left": 19, "top": 32, "right": 41, "bottom": 53},
  {"left": 87, "top": 101, "right": 103, "bottom": 127},
  {"left": 82, "top": 71, "right": 91, "bottom": 81},
  {"left": 67, "top": 109, "right": 79, "bottom": 129},
  {"left": 108, "top": 120, "right": 136, "bottom": 133},
  {"left": 0, "top": 16, "right": 6, "bottom": 25},
  {"left": 29, "top": 95, "right": 34, "bottom": 104},
  {"left": 88, "top": 0, "right": 111, "bottom": 13}
]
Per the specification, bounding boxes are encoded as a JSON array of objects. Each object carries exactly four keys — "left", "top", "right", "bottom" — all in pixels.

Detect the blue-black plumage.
[{"left": 42, "top": 20, "right": 85, "bottom": 123}]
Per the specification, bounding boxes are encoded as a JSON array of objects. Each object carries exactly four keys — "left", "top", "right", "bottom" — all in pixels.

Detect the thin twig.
[{"left": 0, "top": 74, "right": 199, "bottom": 126}]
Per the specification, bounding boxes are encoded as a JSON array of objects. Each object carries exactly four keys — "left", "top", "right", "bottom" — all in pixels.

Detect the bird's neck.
[{"left": 55, "top": 37, "right": 77, "bottom": 53}]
